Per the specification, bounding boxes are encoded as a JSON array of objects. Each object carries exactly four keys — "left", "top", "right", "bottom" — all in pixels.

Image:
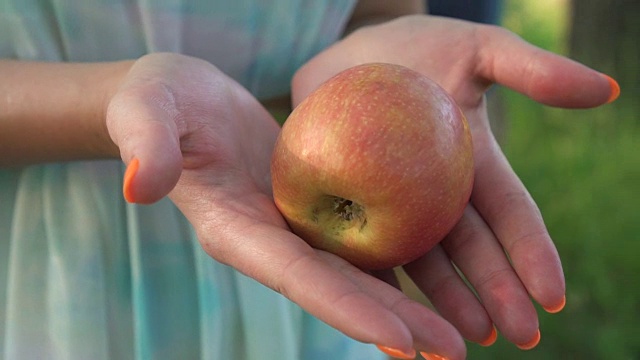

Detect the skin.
[{"left": 0, "top": 1, "right": 617, "bottom": 359}]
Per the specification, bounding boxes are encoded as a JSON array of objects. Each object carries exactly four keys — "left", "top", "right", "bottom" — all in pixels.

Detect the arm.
[
  {"left": 0, "top": 1, "right": 429, "bottom": 167},
  {"left": 0, "top": 60, "right": 131, "bottom": 166}
]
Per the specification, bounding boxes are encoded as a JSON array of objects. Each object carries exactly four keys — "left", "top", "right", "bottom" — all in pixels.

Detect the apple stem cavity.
[
  {"left": 333, "top": 197, "right": 355, "bottom": 220},
  {"left": 329, "top": 196, "right": 367, "bottom": 230},
  {"left": 311, "top": 195, "right": 368, "bottom": 233}
]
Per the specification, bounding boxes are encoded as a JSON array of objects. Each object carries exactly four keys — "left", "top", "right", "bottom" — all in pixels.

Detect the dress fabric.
[{"left": 0, "top": 1, "right": 385, "bottom": 359}]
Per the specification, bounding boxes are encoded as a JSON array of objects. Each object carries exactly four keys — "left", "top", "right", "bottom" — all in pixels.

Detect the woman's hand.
[
  {"left": 292, "top": 15, "right": 618, "bottom": 357},
  {"left": 106, "top": 53, "right": 464, "bottom": 359}
]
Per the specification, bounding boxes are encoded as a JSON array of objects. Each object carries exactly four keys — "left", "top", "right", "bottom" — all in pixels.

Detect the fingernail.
[
  {"left": 420, "top": 352, "right": 449, "bottom": 360},
  {"left": 516, "top": 329, "right": 541, "bottom": 350},
  {"left": 543, "top": 295, "right": 566, "bottom": 314},
  {"left": 123, "top": 158, "right": 139, "bottom": 203},
  {"left": 602, "top": 74, "right": 620, "bottom": 103},
  {"left": 479, "top": 326, "right": 498, "bottom": 347},
  {"left": 376, "top": 344, "right": 416, "bottom": 359}
]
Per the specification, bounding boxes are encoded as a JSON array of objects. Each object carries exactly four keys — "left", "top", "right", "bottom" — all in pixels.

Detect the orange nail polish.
[
  {"left": 543, "top": 295, "right": 566, "bottom": 314},
  {"left": 479, "top": 326, "right": 498, "bottom": 347},
  {"left": 420, "top": 352, "right": 449, "bottom": 360},
  {"left": 123, "top": 158, "right": 139, "bottom": 203},
  {"left": 516, "top": 329, "right": 541, "bottom": 350},
  {"left": 376, "top": 344, "right": 416, "bottom": 359},
  {"left": 603, "top": 74, "right": 620, "bottom": 104}
]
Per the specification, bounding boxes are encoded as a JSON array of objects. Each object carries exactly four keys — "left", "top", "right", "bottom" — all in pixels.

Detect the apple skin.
[{"left": 271, "top": 63, "right": 474, "bottom": 270}]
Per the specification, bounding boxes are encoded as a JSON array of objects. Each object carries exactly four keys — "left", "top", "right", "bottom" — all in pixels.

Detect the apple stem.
[
  {"left": 334, "top": 198, "right": 354, "bottom": 220},
  {"left": 331, "top": 196, "right": 367, "bottom": 225}
]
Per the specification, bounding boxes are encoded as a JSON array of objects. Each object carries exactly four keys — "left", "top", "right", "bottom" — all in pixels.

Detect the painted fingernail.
[
  {"left": 376, "top": 344, "right": 416, "bottom": 359},
  {"left": 420, "top": 352, "right": 449, "bottom": 360},
  {"left": 479, "top": 326, "right": 498, "bottom": 347},
  {"left": 543, "top": 295, "right": 566, "bottom": 314},
  {"left": 123, "top": 158, "right": 139, "bottom": 203},
  {"left": 602, "top": 74, "right": 620, "bottom": 104},
  {"left": 516, "top": 329, "right": 541, "bottom": 350}
]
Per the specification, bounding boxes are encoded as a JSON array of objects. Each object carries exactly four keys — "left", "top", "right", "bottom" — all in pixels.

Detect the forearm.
[{"left": 0, "top": 59, "right": 132, "bottom": 167}]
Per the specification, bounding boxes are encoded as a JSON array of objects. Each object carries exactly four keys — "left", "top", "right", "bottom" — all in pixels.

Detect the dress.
[{"left": 0, "top": 1, "right": 385, "bottom": 359}]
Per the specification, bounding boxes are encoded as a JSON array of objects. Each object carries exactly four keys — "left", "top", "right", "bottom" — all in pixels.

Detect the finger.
[
  {"left": 107, "top": 84, "right": 183, "bottom": 204},
  {"left": 370, "top": 268, "right": 469, "bottom": 359},
  {"left": 471, "top": 127, "right": 566, "bottom": 314},
  {"left": 404, "top": 243, "right": 492, "bottom": 345},
  {"left": 208, "top": 220, "right": 415, "bottom": 355},
  {"left": 372, "top": 269, "right": 468, "bottom": 359},
  {"left": 441, "top": 205, "right": 539, "bottom": 346},
  {"left": 476, "top": 25, "right": 619, "bottom": 108},
  {"left": 331, "top": 254, "right": 466, "bottom": 360}
]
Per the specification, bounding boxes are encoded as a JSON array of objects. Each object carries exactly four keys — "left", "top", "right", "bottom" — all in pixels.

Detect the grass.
[{"left": 466, "top": 0, "right": 640, "bottom": 358}]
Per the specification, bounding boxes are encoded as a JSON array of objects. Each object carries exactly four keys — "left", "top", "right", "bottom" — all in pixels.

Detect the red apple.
[{"left": 271, "top": 63, "right": 474, "bottom": 270}]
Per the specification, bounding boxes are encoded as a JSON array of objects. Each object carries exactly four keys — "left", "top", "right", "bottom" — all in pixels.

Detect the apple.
[{"left": 271, "top": 63, "right": 474, "bottom": 270}]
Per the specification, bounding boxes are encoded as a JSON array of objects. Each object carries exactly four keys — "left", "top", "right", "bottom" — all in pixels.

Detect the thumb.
[
  {"left": 478, "top": 26, "right": 620, "bottom": 108},
  {"left": 106, "top": 88, "right": 183, "bottom": 204}
]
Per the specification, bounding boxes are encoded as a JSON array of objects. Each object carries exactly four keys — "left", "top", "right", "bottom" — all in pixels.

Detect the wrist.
[
  {"left": 94, "top": 60, "right": 135, "bottom": 159},
  {"left": 0, "top": 59, "right": 134, "bottom": 166}
]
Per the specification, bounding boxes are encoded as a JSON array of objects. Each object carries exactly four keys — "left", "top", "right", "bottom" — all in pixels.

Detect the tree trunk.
[{"left": 569, "top": 0, "right": 639, "bottom": 108}]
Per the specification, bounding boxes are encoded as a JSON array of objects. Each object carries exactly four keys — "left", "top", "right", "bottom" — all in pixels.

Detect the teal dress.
[{"left": 0, "top": 1, "right": 385, "bottom": 359}]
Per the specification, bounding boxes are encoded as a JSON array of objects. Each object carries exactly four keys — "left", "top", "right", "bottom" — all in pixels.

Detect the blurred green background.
[{"left": 465, "top": 0, "right": 639, "bottom": 358}]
